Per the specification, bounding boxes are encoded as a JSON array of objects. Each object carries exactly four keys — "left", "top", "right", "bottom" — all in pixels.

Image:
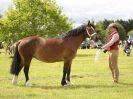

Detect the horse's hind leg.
[
  {"left": 12, "top": 64, "right": 23, "bottom": 85},
  {"left": 23, "top": 59, "right": 32, "bottom": 86},
  {"left": 24, "top": 65, "right": 31, "bottom": 86}
]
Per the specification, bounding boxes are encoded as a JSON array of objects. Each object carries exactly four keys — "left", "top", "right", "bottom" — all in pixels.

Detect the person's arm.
[{"left": 102, "top": 34, "right": 119, "bottom": 50}]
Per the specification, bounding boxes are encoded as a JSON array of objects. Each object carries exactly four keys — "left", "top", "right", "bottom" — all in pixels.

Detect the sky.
[{"left": 0, "top": 0, "right": 133, "bottom": 27}]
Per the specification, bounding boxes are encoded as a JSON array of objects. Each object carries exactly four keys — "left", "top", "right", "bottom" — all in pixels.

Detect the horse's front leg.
[
  {"left": 61, "top": 62, "right": 69, "bottom": 86},
  {"left": 61, "top": 61, "right": 72, "bottom": 86},
  {"left": 66, "top": 64, "right": 72, "bottom": 84}
]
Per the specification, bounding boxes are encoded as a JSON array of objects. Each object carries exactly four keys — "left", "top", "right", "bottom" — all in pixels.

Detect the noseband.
[{"left": 85, "top": 27, "right": 97, "bottom": 38}]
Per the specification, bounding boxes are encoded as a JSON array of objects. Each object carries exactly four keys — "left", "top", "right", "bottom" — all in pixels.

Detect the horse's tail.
[{"left": 10, "top": 41, "right": 21, "bottom": 75}]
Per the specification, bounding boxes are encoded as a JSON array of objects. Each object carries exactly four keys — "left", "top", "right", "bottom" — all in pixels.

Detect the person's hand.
[
  {"left": 103, "top": 49, "right": 107, "bottom": 53},
  {"left": 101, "top": 46, "right": 107, "bottom": 53}
]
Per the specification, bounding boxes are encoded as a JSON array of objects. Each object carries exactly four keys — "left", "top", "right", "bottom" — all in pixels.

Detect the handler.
[{"left": 102, "top": 23, "right": 120, "bottom": 83}]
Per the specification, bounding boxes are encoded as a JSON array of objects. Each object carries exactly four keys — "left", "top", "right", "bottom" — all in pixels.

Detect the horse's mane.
[{"left": 61, "top": 25, "right": 86, "bottom": 38}]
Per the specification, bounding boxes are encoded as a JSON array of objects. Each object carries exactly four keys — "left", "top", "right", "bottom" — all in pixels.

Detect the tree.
[
  {"left": 116, "top": 19, "right": 133, "bottom": 34},
  {"left": 95, "top": 21, "right": 107, "bottom": 43},
  {"left": 0, "top": 0, "right": 73, "bottom": 44},
  {"left": 102, "top": 19, "right": 114, "bottom": 30},
  {"left": 127, "top": 29, "right": 133, "bottom": 35},
  {"left": 127, "top": 19, "right": 133, "bottom": 32},
  {"left": 0, "top": 14, "right": 3, "bottom": 41},
  {"left": 0, "top": 14, "right": 2, "bottom": 18},
  {"left": 116, "top": 19, "right": 129, "bottom": 33},
  {"left": 115, "top": 22, "right": 126, "bottom": 40}
]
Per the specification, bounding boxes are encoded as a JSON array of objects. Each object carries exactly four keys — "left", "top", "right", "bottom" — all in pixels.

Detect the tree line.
[{"left": 0, "top": 0, "right": 133, "bottom": 45}]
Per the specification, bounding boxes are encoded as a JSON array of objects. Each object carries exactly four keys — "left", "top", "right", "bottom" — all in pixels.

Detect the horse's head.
[{"left": 85, "top": 21, "right": 98, "bottom": 42}]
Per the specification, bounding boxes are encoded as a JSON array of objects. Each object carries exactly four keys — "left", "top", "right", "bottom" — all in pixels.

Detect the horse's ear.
[
  {"left": 91, "top": 20, "right": 94, "bottom": 25},
  {"left": 87, "top": 20, "right": 91, "bottom": 26}
]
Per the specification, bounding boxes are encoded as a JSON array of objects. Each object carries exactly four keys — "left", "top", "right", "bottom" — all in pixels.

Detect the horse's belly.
[
  {"left": 36, "top": 57, "right": 63, "bottom": 63},
  {"left": 34, "top": 53, "right": 64, "bottom": 63}
]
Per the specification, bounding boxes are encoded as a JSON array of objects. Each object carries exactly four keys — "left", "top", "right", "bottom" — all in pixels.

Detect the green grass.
[{"left": 0, "top": 49, "right": 133, "bottom": 99}]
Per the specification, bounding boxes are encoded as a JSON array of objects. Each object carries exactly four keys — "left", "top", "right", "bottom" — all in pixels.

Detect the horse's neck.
[{"left": 68, "top": 34, "right": 85, "bottom": 48}]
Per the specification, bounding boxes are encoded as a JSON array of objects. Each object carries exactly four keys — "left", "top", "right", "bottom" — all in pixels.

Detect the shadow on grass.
[
  {"left": 77, "top": 54, "right": 93, "bottom": 57},
  {"left": 119, "top": 82, "right": 133, "bottom": 86},
  {"left": 18, "top": 81, "right": 133, "bottom": 89},
  {"left": 71, "top": 74, "right": 100, "bottom": 78},
  {"left": 28, "top": 84, "right": 117, "bottom": 90}
]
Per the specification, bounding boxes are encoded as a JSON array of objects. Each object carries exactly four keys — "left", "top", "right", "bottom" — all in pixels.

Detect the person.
[
  {"left": 102, "top": 23, "right": 120, "bottom": 83},
  {"left": 123, "top": 36, "right": 131, "bottom": 56}
]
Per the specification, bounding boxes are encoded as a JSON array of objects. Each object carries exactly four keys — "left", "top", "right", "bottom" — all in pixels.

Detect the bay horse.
[{"left": 10, "top": 21, "right": 97, "bottom": 86}]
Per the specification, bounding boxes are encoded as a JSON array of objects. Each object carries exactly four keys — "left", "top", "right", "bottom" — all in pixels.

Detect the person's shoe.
[{"left": 112, "top": 79, "right": 119, "bottom": 84}]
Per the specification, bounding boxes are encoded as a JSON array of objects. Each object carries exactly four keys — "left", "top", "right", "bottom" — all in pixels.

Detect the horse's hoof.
[
  {"left": 63, "top": 83, "right": 72, "bottom": 87},
  {"left": 66, "top": 80, "right": 73, "bottom": 85},
  {"left": 12, "top": 76, "right": 18, "bottom": 85},
  {"left": 63, "top": 84, "right": 69, "bottom": 87},
  {"left": 61, "top": 83, "right": 67, "bottom": 86},
  {"left": 61, "top": 80, "right": 67, "bottom": 86},
  {"left": 61, "top": 80, "right": 73, "bottom": 86},
  {"left": 25, "top": 81, "right": 32, "bottom": 87},
  {"left": 66, "top": 81, "right": 70, "bottom": 84},
  {"left": 62, "top": 82, "right": 72, "bottom": 87},
  {"left": 12, "top": 79, "right": 17, "bottom": 85}
]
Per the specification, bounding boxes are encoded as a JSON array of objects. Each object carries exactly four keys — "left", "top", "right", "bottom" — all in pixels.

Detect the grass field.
[{"left": 0, "top": 48, "right": 133, "bottom": 99}]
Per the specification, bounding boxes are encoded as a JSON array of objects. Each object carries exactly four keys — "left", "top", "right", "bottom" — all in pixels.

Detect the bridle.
[{"left": 85, "top": 26, "right": 97, "bottom": 38}]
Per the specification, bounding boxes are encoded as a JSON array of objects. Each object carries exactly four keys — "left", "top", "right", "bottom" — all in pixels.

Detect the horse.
[
  {"left": 6, "top": 43, "right": 16, "bottom": 57},
  {"left": 10, "top": 21, "right": 97, "bottom": 86}
]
